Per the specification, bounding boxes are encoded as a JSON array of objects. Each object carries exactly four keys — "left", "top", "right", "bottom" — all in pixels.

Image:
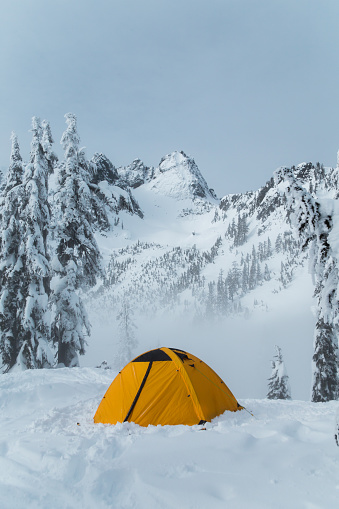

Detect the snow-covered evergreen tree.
[
  {"left": 264, "top": 263, "right": 271, "bottom": 281},
  {"left": 275, "top": 166, "right": 338, "bottom": 401},
  {"left": 51, "top": 260, "right": 90, "bottom": 367},
  {"left": 227, "top": 262, "right": 241, "bottom": 301},
  {"left": 267, "top": 345, "right": 291, "bottom": 400},
  {"left": 4, "top": 132, "right": 24, "bottom": 191},
  {"left": 216, "top": 270, "right": 228, "bottom": 315},
  {"left": 275, "top": 234, "right": 282, "bottom": 253},
  {"left": 256, "top": 260, "right": 262, "bottom": 284},
  {"left": 51, "top": 113, "right": 102, "bottom": 366},
  {"left": 41, "top": 119, "right": 57, "bottom": 174},
  {"left": 234, "top": 214, "right": 248, "bottom": 247},
  {"left": 241, "top": 261, "right": 249, "bottom": 293},
  {"left": 279, "top": 261, "right": 292, "bottom": 288},
  {"left": 267, "top": 237, "right": 273, "bottom": 257},
  {"left": 114, "top": 295, "right": 138, "bottom": 370},
  {"left": 249, "top": 246, "right": 257, "bottom": 290},
  {"left": 19, "top": 118, "right": 53, "bottom": 369},
  {"left": 0, "top": 133, "right": 26, "bottom": 371},
  {"left": 312, "top": 318, "right": 338, "bottom": 402}
]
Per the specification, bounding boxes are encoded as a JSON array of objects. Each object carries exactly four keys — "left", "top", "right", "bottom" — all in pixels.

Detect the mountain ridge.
[
  {"left": 81, "top": 155, "right": 332, "bottom": 399},
  {"left": 1, "top": 130, "right": 336, "bottom": 399}
]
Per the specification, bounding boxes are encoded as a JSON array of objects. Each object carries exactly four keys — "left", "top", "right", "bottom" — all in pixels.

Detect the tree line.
[{"left": 0, "top": 114, "right": 102, "bottom": 371}]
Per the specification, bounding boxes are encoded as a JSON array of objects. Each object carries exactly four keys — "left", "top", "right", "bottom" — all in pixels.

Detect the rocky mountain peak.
[{"left": 150, "top": 150, "right": 217, "bottom": 201}]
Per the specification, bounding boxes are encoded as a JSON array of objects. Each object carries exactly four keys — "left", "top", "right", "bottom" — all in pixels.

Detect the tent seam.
[{"left": 162, "top": 347, "right": 205, "bottom": 423}]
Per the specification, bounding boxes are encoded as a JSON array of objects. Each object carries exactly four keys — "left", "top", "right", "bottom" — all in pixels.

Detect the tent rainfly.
[{"left": 94, "top": 347, "right": 242, "bottom": 426}]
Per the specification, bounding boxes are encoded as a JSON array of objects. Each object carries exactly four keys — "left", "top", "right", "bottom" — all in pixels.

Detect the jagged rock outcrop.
[
  {"left": 117, "top": 158, "right": 154, "bottom": 189},
  {"left": 91, "top": 153, "right": 119, "bottom": 185}
]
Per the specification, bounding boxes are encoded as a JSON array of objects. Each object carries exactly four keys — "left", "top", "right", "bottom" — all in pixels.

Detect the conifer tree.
[
  {"left": 249, "top": 246, "right": 257, "bottom": 290},
  {"left": 264, "top": 263, "right": 271, "bottom": 281},
  {"left": 242, "top": 261, "right": 249, "bottom": 293},
  {"left": 256, "top": 260, "right": 262, "bottom": 284},
  {"left": 41, "top": 119, "right": 57, "bottom": 174},
  {"left": 267, "top": 237, "right": 273, "bottom": 257},
  {"left": 312, "top": 319, "right": 338, "bottom": 402},
  {"left": 275, "top": 234, "right": 282, "bottom": 253},
  {"left": 228, "top": 262, "right": 241, "bottom": 301},
  {"left": 19, "top": 117, "right": 53, "bottom": 369},
  {"left": 51, "top": 113, "right": 102, "bottom": 366},
  {"left": 205, "top": 281, "right": 216, "bottom": 318},
  {"left": 260, "top": 242, "right": 265, "bottom": 261},
  {"left": 267, "top": 345, "right": 291, "bottom": 400},
  {"left": 216, "top": 270, "right": 228, "bottom": 315},
  {"left": 114, "top": 295, "right": 138, "bottom": 370},
  {"left": 280, "top": 261, "right": 292, "bottom": 288},
  {"left": 0, "top": 133, "right": 26, "bottom": 370},
  {"left": 274, "top": 166, "right": 339, "bottom": 401},
  {"left": 234, "top": 214, "right": 248, "bottom": 247}
]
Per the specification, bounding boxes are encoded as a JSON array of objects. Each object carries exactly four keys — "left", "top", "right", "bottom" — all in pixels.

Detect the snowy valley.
[
  {"left": 85, "top": 154, "right": 321, "bottom": 401},
  {"left": 1, "top": 116, "right": 339, "bottom": 508}
]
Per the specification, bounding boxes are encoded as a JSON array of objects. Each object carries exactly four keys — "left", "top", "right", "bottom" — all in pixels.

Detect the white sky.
[{"left": 1, "top": 0, "right": 339, "bottom": 195}]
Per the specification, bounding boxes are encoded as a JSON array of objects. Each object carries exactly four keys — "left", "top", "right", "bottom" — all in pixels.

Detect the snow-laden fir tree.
[
  {"left": 0, "top": 132, "right": 26, "bottom": 371},
  {"left": 216, "top": 270, "right": 228, "bottom": 315},
  {"left": 275, "top": 234, "right": 282, "bottom": 253},
  {"left": 264, "top": 263, "right": 271, "bottom": 281},
  {"left": 267, "top": 345, "right": 291, "bottom": 400},
  {"left": 234, "top": 214, "right": 248, "bottom": 247},
  {"left": 227, "top": 262, "right": 241, "bottom": 302},
  {"left": 267, "top": 237, "right": 273, "bottom": 257},
  {"left": 312, "top": 317, "right": 338, "bottom": 402},
  {"left": 19, "top": 118, "right": 53, "bottom": 369},
  {"left": 51, "top": 113, "right": 102, "bottom": 367},
  {"left": 205, "top": 281, "right": 216, "bottom": 319},
  {"left": 114, "top": 295, "right": 138, "bottom": 370},
  {"left": 41, "top": 119, "right": 58, "bottom": 174},
  {"left": 249, "top": 246, "right": 257, "bottom": 290},
  {"left": 274, "top": 166, "right": 338, "bottom": 401}
]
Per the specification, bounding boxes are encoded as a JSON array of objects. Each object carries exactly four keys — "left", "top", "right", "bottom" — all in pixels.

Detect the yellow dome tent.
[{"left": 94, "top": 347, "right": 242, "bottom": 426}]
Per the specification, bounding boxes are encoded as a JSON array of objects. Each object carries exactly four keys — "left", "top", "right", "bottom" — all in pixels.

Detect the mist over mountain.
[
  {"left": 83, "top": 152, "right": 336, "bottom": 401},
  {"left": 1, "top": 117, "right": 338, "bottom": 403}
]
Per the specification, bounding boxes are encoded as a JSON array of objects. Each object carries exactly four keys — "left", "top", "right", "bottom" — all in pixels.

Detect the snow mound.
[{"left": 1, "top": 368, "right": 339, "bottom": 509}]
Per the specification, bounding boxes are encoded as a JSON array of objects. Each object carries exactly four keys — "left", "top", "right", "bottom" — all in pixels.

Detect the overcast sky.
[{"left": 1, "top": 0, "right": 339, "bottom": 195}]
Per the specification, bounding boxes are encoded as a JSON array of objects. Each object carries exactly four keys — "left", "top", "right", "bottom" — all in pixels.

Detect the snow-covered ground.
[{"left": 1, "top": 368, "right": 339, "bottom": 509}]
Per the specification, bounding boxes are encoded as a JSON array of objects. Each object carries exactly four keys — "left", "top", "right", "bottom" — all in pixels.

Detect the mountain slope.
[
  {"left": 77, "top": 158, "right": 338, "bottom": 400},
  {"left": 1, "top": 142, "right": 336, "bottom": 400}
]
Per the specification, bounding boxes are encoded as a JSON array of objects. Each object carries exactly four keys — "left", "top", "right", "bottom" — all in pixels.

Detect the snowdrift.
[{"left": 1, "top": 368, "right": 338, "bottom": 509}]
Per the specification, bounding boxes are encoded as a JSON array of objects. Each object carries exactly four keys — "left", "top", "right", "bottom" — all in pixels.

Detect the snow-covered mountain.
[
  {"left": 117, "top": 151, "right": 217, "bottom": 201},
  {"left": 73, "top": 153, "right": 338, "bottom": 401},
  {"left": 1, "top": 130, "right": 337, "bottom": 400}
]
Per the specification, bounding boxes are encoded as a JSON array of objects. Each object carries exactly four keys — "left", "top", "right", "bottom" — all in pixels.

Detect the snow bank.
[{"left": 1, "top": 368, "right": 339, "bottom": 508}]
